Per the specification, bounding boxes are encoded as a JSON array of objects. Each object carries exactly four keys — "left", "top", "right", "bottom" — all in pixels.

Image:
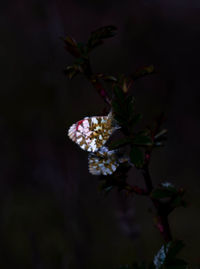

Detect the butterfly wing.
[
  {"left": 88, "top": 147, "right": 119, "bottom": 175},
  {"left": 68, "top": 114, "right": 114, "bottom": 152}
]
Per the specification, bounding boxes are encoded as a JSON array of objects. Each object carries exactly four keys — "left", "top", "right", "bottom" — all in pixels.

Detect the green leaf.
[
  {"left": 132, "top": 135, "right": 153, "bottom": 146},
  {"left": 112, "top": 88, "right": 130, "bottom": 127},
  {"left": 166, "top": 241, "right": 185, "bottom": 261},
  {"left": 88, "top": 25, "right": 117, "bottom": 50},
  {"left": 129, "top": 113, "right": 143, "bottom": 126},
  {"left": 64, "top": 64, "right": 82, "bottom": 79},
  {"left": 154, "top": 129, "right": 168, "bottom": 141},
  {"left": 171, "top": 196, "right": 186, "bottom": 208},
  {"left": 112, "top": 102, "right": 126, "bottom": 121},
  {"left": 151, "top": 189, "right": 177, "bottom": 199},
  {"left": 112, "top": 89, "right": 138, "bottom": 130},
  {"left": 109, "top": 138, "right": 131, "bottom": 150},
  {"left": 101, "top": 75, "right": 118, "bottom": 82},
  {"left": 104, "top": 186, "right": 113, "bottom": 194},
  {"left": 127, "top": 96, "right": 135, "bottom": 115},
  {"left": 113, "top": 85, "right": 125, "bottom": 100},
  {"left": 99, "top": 180, "right": 114, "bottom": 195},
  {"left": 151, "top": 184, "right": 186, "bottom": 209},
  {"left": 124, "top": 96, "right": 135, "bottom": 119},
  {"left": 151, "top": 182, "right": 178, "bottom": 199},
  {"left": 77, "top": 42, "right": 88, "bottom": 57},
  {"left": 130, "top": 146, "right": 144, "bottom": 168},
  {"left": 131, "top": 65, "right": 155, "bottom": 81},
  {"left": 74, "top": 57, "right": 85, "bottom": 65},
  {"left": 92, "top": 25, "right": 117, "bottom": 39},
  {"left": 62, "top": 35, "right": 81, "bottom": 57}
]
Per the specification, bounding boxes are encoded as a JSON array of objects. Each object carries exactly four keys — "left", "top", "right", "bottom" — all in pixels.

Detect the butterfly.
[
  {"left": 88, "top": 146, "right": 130, "bottom": 176},
  {"left": 68, "top": 111, "right": 118, "bottom": 152}
]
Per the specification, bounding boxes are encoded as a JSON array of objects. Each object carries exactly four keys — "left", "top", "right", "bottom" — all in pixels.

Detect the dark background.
[{"left": 1, "top": 0, "right": 200, "bottom": 268}]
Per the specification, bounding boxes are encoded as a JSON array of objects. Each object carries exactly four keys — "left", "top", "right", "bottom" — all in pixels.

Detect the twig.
[
  {"left": 81, "top": 57, "right": 172, "bottom": 243},
  {"left": 124, "top": 183, "right": 148, "bottom": 196},
  {"left": 83, "top": 59, "right": 111, "bottom": 106},
  {"left": 142, "top": 154, "right": 172, "bottom": 242}
]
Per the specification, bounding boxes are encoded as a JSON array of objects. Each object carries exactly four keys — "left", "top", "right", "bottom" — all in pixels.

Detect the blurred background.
[{"left": 0, "top": 0, "right": 200, "bottom": 268}]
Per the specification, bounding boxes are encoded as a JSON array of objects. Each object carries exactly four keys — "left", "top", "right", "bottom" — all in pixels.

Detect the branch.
[
  {"left": 141, "top": 162, "right": 153, "bottom": 194},
  {"left": 82, "top": 59, "right": 111, "bottom": 106},
  {"left": 142, "top": 154, "right": 172, "bottom": 242},
  {"left": 85, "top": 63, "right": 172, "bottom": 242},
  {"left": 124, "top": 183, "right": 148, "bottom": 196}
]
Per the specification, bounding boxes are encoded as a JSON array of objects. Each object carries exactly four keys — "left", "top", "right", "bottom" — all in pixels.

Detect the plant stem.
[
  {"left": 125, "top": 183, "right": 148, "bottom": 196},
  {"left": 142, "top": 162, "right": 172, "bottom": 242},
  {"left": 82, "top": 58, "right": 172, "bottom": 242},
  {"left": 157, "top": 213, "right": 172, "bottom": 242},
  {"left": 84, "top": 59, "right": 111, "bottom": 106},
  {"left": 141, "top": 164, "right": 153, "bottom": 194}
]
